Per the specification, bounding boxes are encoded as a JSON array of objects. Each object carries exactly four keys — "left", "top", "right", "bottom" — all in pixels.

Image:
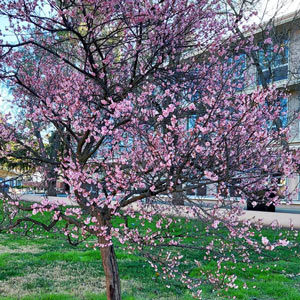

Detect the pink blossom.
[{"left": 262, "top": 237, "right": 269, "bottom": 246}]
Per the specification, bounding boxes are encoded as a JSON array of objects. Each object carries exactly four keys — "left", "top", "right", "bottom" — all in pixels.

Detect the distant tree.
[{"left": 0, "top": 117, "right": 62, "bottom": 195}]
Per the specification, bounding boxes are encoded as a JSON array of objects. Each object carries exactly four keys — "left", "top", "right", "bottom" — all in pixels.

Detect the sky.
[
  {"left": 0, "top": 85, "right": 11, "bottom": 113},
  {"left": 0, "top": 0, "right": 299, "bottom": 114},
  {"left": 256, "top": 0, "right": 300, "bottom": 22},
  {"left": 0, "top": 16, "right": 16, "bottom": 114}
]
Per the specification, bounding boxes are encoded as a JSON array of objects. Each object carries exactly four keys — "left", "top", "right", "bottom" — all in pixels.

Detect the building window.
[
  {"left": 279, "top": 97, "right": 288, "bottom": 128},
  {"left": 186, "top": 184, "right": 207, "bottom": 197},
  {"left": 269, "top": 97, "right": 288, "bottom": 130},
  {"left": 187, "top": 114, "right": 197, "bottom": 130},
  {"left": 227, "top": 54, "right": 247, "bottom": 90},
  {"left": 230, "top": 54, "right": 247, "bottom": 79},
  {"left": 257, "top": 38, "right": 289, "bottom": 84},
  {"left": 196, "top": 185, "right": 207, "bottom": 196}
]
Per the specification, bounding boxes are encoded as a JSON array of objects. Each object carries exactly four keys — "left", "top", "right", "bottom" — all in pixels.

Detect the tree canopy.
[{"left": 0, "top": 1, "right": 299, "bottom": 299}]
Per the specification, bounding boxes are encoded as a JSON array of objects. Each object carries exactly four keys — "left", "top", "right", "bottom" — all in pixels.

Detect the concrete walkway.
[
  {"left": 19, "top": 194, "right": 300, "bottom": 229},
  {"left": 133, "top": 203, "right": 300, "bottom": 229},
  {"left": 241, "top": 210, "right": 300, "bottom": 228}
]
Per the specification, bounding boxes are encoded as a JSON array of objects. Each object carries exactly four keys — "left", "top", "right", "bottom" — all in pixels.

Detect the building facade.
[{"left": 185, "top": 12, "right": 300, "bottom": 203}]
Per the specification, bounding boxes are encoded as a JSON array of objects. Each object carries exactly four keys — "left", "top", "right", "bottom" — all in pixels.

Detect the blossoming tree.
[{"left": 0, "top": 0, "right": 299, "bottom": 299}]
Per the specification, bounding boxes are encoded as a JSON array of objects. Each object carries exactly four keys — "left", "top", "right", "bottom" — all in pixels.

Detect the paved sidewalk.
[
  {"left": 241, "top": 210, "right": 300, "bottom": 228},
  {"left": 19, "top": 194, "right": 300, "bottom": 229},
  {"left": 20, "top": 194, "right": 76, "bottom": 205},
  {"left": 131, "top": 202, "right": 300, "bottom": 229}
]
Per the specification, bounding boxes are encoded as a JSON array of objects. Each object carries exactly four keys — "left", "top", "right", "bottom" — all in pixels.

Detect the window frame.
[{"left": 257, "top": 35, "right": 289, "bottom": 84}]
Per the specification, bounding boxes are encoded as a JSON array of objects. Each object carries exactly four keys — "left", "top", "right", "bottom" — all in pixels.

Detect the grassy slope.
[{"left": 0, "top": 211, "right": 299, "bottom": 300}]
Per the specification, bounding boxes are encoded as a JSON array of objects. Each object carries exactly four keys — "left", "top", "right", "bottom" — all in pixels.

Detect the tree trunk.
[
  {"left": 47, "top": 179, "right": 57, "bottom": 196},
  {"left": 172, "top": 189, "right": 184, "bottom": 206},
  {"left": 95, "top": 205, "right": 121, "bottom": 299},
  {"left": 46, "top": 168, "right": 57, "bottom": 196},
  {"left": 100, "top": 242, "right": 121, "bottom": 300}
]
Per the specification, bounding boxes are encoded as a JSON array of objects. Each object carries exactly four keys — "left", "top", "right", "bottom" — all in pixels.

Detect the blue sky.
[{"left": 0, "top": 15, "right": 16, "bottom": 114}]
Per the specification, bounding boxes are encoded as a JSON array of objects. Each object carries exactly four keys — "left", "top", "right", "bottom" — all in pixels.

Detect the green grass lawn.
[{"left": 0, "top": 209, "right": 300, "bottom": 299}]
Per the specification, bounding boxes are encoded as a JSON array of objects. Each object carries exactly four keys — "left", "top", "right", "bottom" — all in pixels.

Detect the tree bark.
[
  {"left": 100, "top": 242, "right": 121, "bottom": 300},
  {"left": 172, "top": 190, "right": 184, "bottom": 206},
  {"left": 46, "top": 179, "right": 57, "bottom": 196},
  {"left": 45, "top": 167, "right": 58, "bottom": 196}
]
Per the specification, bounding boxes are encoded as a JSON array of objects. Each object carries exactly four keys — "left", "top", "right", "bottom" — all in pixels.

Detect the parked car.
[{"left": 247, "top": 173, "right": 284, "bottom": 212}]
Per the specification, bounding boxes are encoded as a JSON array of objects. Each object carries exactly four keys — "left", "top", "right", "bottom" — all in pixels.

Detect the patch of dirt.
[
  {"left": 0, "top": 259, "right": 145, "bottom": 298},
  {"left": 0, "top": 262, "right": 106, "bottom": 297}
]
